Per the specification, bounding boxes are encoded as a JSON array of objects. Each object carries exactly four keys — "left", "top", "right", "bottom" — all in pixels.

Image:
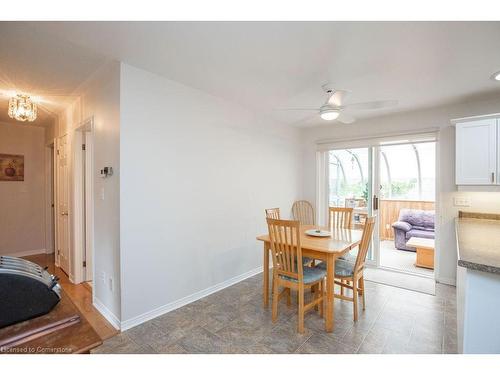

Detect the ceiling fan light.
[{"left": 320, "top": 109, "right": 340, "bottom": 121}]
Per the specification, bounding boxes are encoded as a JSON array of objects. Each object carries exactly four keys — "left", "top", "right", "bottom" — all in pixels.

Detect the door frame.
[
  {"left": 45, "top": 141, "right": 56, "bottom": 255},
  {"left": 316, "top": 130, "right": 440, "bottom": 278},
  {"left": 73, "top": 117, "right": 95, "bottom": 284},
  {"left": 54, "top": 134, "right": 70, "bottom": 271}
]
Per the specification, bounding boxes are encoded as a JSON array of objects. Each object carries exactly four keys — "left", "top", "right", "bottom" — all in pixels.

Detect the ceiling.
[
  {"left": 1, "top": 22, "right": 500, "bottom": 128},
  {"left": 0, "top": 23, "right": 108, "bottom": 127}
]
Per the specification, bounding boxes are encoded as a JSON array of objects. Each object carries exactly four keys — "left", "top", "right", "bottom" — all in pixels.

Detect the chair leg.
[
  {"left": 286, "top": 288, "right": 292, "bottom": 307},
  {"left": 312, "top": 284, "right": 319, "bottom": 311},
  {"left": 360, "top": 276, "right": 366, "bottom": 311},
  {"left": 272, "top": 277, "right": 279, "bottom": 323},
  {"left": 298, "top": 284, "right": 305, "bottom": 334},
  {"left": 319, "top": 279, "right": 324, "bottom": 318},
  {"left": 352, "top": 278, "right": 358, "bottom": 322}
]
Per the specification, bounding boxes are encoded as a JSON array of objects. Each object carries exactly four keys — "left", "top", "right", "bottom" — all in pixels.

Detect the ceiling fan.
[{"left": 278, "top": 83, "right": 398, "bottom": 124}]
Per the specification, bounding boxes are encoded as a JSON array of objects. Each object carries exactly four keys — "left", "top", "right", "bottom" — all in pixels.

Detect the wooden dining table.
[{"left": 256, "top": 224, "right": 363, "bottom": 332}]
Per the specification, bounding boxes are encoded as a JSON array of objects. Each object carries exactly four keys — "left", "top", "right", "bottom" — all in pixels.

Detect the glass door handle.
[{"left": 372, "top": 195, "right": 379, "bottom": 210}]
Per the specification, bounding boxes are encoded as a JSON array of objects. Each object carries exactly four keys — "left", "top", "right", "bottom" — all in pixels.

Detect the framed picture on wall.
[{"left": 0, "top": 154, "right": 24, "bottom": 181}]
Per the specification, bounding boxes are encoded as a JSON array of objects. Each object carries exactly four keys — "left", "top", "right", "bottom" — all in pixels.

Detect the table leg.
[
  {"left": 263, "top": 242, "right": 270, "bottom": 308},
  {"left": 325, "top": 253, "right": 335, "bottom": 332}
]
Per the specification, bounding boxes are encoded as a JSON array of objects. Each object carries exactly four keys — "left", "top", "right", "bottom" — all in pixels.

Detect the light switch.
[
  {"left": 100, "top": 187, "right": 105, "bottom": 201},
  {"left": 454, "top": 197, "right": 471, "bottom": 207}
]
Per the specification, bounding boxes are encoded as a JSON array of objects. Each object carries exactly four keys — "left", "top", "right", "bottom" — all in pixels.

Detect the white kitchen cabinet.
[{"left": 455, "top": 117, "right": 498, "bottom": 185}]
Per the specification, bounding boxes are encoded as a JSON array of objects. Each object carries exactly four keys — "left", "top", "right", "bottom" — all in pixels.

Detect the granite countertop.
[{"left": 456, "top": 212, "right": 500, "bottom": 275}]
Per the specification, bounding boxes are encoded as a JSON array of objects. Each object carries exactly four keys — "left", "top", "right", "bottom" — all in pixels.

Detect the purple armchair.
[{"left": 392, "top": 209, "right": 435, "bottom": 251}]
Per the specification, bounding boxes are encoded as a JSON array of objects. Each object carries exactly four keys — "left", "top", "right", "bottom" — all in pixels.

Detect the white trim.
[
  {"left": 316, "top": 128, "right": 438, "bottom": 150},
  {"left": 54, "top": 137, "right": 60, "bottom": 268},
  {"left": 44, "top": 142, "right": 55, "bottom": 254},
  {"left": 72, "top": 117, "right": 95, "bottom": 284},
  {"left": 434, "top": 133, "right": 441, "bottom": 283},
  {"left": 451, "top": 113, "right": 500, "bottom": 124},
  {"left": 437, "top": 277, "right": 456, "bottom": 286},
  {"left": 3, "top": 249, "right": 49, "bottom": 257},
  {"left": 120, "top": 266, "right": 263, "bottom": 331},
  {"left": 93, "top": 297, "right": 121, "bottom": 330}
]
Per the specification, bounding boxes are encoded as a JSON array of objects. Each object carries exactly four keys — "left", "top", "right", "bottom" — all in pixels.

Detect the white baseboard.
[
  {"left": 93, "top": 297, "right": 121, "bottom": 330},
  {"left": 2, "top": 249, "right": 48, "bottom": 258},
  {"left": 120, "top": 266, "right": 263, "bottom": 331},
  {"left": 436, "top": 276, "right": 456, "bottom": 286}
]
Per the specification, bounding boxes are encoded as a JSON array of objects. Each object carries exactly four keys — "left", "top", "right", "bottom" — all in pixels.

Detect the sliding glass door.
[
  {"left": 320, "top": 135, "right": 437, "bottom": 273},
  {"left": 327, "top": 147, "right": 377, "bottom": 261}
]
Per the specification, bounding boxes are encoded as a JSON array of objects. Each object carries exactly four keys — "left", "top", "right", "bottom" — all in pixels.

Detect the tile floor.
[
  {"left": 379, "top": 240, "right": 434, "bottom": 277},
  {"left": 93, "top": 273, "right": 457, "bottom": 354}
]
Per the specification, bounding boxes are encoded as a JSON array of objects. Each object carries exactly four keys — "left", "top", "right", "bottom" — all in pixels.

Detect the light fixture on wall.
[{"left": 8, "top": 94, "right": 37, "bottom": 122}]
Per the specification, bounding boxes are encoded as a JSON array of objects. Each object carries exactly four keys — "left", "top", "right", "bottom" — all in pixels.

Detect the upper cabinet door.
[{"left": 456, "top": 119, "right": 497, "bottom": 185}]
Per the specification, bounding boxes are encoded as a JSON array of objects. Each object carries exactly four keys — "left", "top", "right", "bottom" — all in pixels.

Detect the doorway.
[
  {"left": 377, "top": 141, "right": 436, "bottom": 278},
  {"left": 55, "top": 134, "right": 70, "bottom": 276},
  {"left": 73, "top": 119, "right": 94, "bottom": 286},
  {"left": 45, "top": 142, "right": 56, "bottom": 255},
  {"left": 319, "top": 132, "right": 438, "bottom": 293}
]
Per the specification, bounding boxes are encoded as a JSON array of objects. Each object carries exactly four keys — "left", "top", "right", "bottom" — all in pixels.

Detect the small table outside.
[{"left": 406, "top": 237, "right": 435, "bottom": 269}]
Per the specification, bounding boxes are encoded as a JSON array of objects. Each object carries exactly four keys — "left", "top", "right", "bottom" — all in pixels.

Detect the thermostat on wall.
[{"left": 100, "top": 167, "right": 113, "bottom": 178}]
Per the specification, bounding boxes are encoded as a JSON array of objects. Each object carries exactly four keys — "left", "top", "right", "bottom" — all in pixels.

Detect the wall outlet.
[
  {"left": 108, "top": 277, "right": 114, "bottom": 292},
  {"left": 454, "top": 197, "right": 471, "bottom": 207},
  {"left": 100, "top": 271, "right": 106, "bottom": 285}
]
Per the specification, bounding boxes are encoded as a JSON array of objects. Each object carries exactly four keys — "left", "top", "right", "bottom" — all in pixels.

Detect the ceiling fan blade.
[
  {"left": 328, "top": 90, "right": 350, "bottom": 107},
  {"left": 295, "top": 113, "right": 321, "bottom": 127},
  {"left": 273, "top": 107, "right": 318, "bottom": 111},
  {"left": 337, "top": 113, "right": 356, "bottom": 124},
  {"left": 343, "top": 100, "right": 398, "bottom": 111}
]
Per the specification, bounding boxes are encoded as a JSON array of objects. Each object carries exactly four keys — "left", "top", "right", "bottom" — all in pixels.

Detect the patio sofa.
[{"left": 391, "top": 209, "right": 435, "bottom": 251}]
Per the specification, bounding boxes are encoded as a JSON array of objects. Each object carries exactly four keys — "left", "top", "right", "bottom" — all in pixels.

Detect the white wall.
[
  {"left": 119, "top": 63, "right": 302, "bottom": 326},
  {"left": 0, "top": 122, "right": 47, "bottom": 256},
  {"left": 300, "top": 91, "right": 500, "bottom": 285},
  {"left": 56, "top": 62, "right": 121, "bottom": 323}
]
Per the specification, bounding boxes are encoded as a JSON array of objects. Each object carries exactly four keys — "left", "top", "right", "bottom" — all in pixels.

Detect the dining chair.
[
  {"left": 328, "top": 207, "right": 353, "bottom": 229},
  {"left": 318, "top": 216, "right": 375, "bottom": 322},
  {"left": 266, "top": 218, "right": 326, "bottom": 333},
  {"left": 265, "top": 207, "right": 281, "bottom": 219},
  {"left": 291, "top": 200, "right": 315, "bottom": 225}
]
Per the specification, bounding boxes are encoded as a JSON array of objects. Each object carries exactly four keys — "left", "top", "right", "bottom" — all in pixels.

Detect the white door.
[
  {"left": 56, "top": 135, "right": 70, "bottom": 275},
  {"left": 456, "top": 119, "right": 497, "bottom": 185}
]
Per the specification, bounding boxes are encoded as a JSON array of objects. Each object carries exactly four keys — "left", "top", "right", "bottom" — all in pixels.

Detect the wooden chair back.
[
  {"left": 266, "top": 218, "right": 303, "bottom": 282},
  {"left": 291, "top": 200, "right": 315, "bottom": 225},
  {"left": 328, "top": 207, "right": 353, "bottom": 229},
  {"left": 354, "top": 216, "right": 376, "bottom": 273},
  {"left": 265, "top": 207, "right": 280, "bottom": 220}
]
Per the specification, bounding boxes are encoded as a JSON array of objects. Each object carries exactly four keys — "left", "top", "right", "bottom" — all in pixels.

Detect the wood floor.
[{"left": 22, "top": 253, "right": 118, "bottom": 341}]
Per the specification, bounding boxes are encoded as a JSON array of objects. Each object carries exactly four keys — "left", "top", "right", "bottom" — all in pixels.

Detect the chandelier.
[{"left": 8, "top": 94, "right": 37, "bottom": 122}]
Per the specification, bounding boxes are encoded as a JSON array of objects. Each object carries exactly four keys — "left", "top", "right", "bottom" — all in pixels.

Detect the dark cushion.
[
  {"left": 280, "top": 266, "right": 326, "bottom": 284},
  {"left": 316, "top": 259, "right": 354, "bottom": 278}
]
